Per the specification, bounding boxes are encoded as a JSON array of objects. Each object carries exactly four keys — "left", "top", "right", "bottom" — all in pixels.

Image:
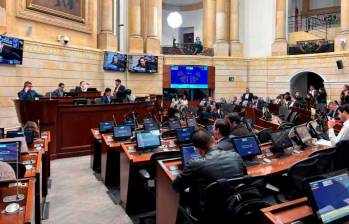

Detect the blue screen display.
[
  {"left": 7, "top": 130, "right": 33, "bottom": 145},
  {"left": 113, "top": 126, "right": 132, "bottom": 139},
  {"left": 0, "top": 142, "right": 19, "bottom": 162},
  {"left": 103, "top": 52, "right": 127, "bottom": 72},
  {"left": 176, "top": 127, "right": 195, "bottom": 144},
  {"left": 171, "top": 65, "right": 208, "bottom": 89},
  {"left": 309, "top": 172, "right": 349, "bottom": 224},
  {"left": 0, "top": 36, "right": 24, "bottom": 65},
  {"left": 136, "top": 132, "right": 161, "bottom": 149},
  {"left": 144, "top": 122, "right": 159, "bottom": 131},
  {"left": 182, "top": 145, "right": 201, "bottom": 169},
  {"left": 169, "top": 120, "right": 181, "bottom": 130},
  {"left": 232, "top": 136, "right": 261, "bottom": 158},
  {"left": 99, "top": 121, "right": 114, "bottom": 133},
  {"left": 124, "top": 120, "right": 136, "bottom": 130}
]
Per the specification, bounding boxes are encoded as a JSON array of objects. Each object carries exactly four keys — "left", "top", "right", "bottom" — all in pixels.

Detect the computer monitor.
[
  {"left": 305, "top": 170, "right": 349, "bottom": 224},
  {"left": 0, "top": 128, "right": 4, "bottom": 138},
  {"left": 113, "top": 125, "right": 132, "bottom": 141},
  {"left": 0, "top": 141, "right": 20, "bottom": 162},
  {"left": 169, "top": 119, "right": 181, "bottom": 130},
  {"left": 87, "top": 88, "right": 97, "bottom": 92},
  {"left": 143, "top": 118, "right": 155, "bottom": 124},
  {"left": 6, "top": 130, "right": 34, "bottom": 146},
  {"left": 231, "top": 135, "right": 262, "bottom": 159},
  {"left": 270, "top": 129, "right": 293, "bottom": 153},
  {"left": 99, "top": 121, "right": 114, "bottom": 134},
  {"left": 308, "top": 120, "right": 323, "bottom": 136},
  {"left": 144, "top": 122, "right": 160, "bottom": 131},
  {"left": 124, "top": 119, "right": 136, "bottom": 131},
  {"left": 181, "top": 145, "right": 201, "bottom": 169},
  {"left": 136, "top": 131, "right": 161, "bottom": 150},
  {"left": 176, "top": 127, "right": 195, "bottom": 145},
  {"left": 294, "top": 124, "right": 313, "bottom": 145},
  {"left": 186, "top": 117, "right": 197, "bottom": 127}
]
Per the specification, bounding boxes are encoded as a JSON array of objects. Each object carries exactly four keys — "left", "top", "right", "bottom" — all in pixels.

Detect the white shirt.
[{"left": 328, "top": 119, "right": 349, "bottom": 146}]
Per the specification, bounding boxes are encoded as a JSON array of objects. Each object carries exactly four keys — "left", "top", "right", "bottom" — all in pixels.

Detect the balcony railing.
[{"left": 162, "top": 43, "right": 214, "bottom": 56}]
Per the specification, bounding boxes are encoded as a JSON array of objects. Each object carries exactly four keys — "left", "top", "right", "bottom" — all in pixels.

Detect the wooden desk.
[
  {"left": 155, "top": 144, "right": 328, "bottom": 224},
  {"left": 119, "top": 139, "right": 178, "bottom": 214},
  {"left": 257, "top": 116, "right": 281, "bottom": 131},
  {"left": 100, "top": 134, "right": 123, "bottom": 187},
  {"left": 14, "top": 99, "right": 158, "bottom": 159},
  {"left": 0, "top": 178, "right": 35, "bottom": 224},
  {"left": 90, "top": 128, "right": 102, "bottom": 172}
]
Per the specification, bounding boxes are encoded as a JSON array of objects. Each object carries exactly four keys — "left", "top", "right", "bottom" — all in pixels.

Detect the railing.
[
  {"left": 288, "top": 39, "right": 334, "bottom": 55},
  {"left": 162, "top": 43, "right": 214, "bottom": 56},
  {"left": 288, "top": 12, "right": 340, "bottom": 40}
]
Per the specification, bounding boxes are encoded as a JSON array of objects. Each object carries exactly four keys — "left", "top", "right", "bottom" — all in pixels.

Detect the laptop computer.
[
  {"left": 6, "top": 130, "right": 34, "bottom": 146},
  {"left": 231, "top": 135, "right": 262, "bottom": 166},
  {"left": 181, "top": 145, "right": 201, "bottom": 170},
  {"left": 270, "top": 129, "right": 293, "bottom": 157},
  {"left": 113, "top": 125, "right": 132, "bottom": 141},
  {"left": 99, "top": 121, "right": 114, "bottom": 134},
  {"left": 0, "top": 141, "right": 21, "bottom": 162},
  {"left": 294, "top": 124, "right": 313, "bottom": 147},
  {"left": 124, "top": 119, "right": 136, "bottom": 131},
  {"left": 176, "top": 127, "right": 195, "bottom": 145},
  {"left": 186, "top": 117, "right": 197, "bottom": 127},
  {"left": 144, "top": 122, "right": 160, "bottom": 131},
  {"left": 305, "top": 170, "right": 349, "bottom": 224},
  {"left": 169, "top": 119, "right": 181, "bottom": 131},
  {"left": 136, "top": 131, "right": 161, "bottom": 151}
]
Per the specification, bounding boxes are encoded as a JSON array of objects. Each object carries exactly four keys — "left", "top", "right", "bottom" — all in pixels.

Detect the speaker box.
[{"left": 337, "top": 60, "right": 344, "bottom": 69}]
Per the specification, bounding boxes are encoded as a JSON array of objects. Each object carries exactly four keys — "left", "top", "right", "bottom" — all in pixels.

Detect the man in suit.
[
  {"left": 328, "top": 101, "right": 339, "bottom": 120},
  {"left": 308, "top": 85, "right": 318, "bottom": 98},
  {"left": 18, "top": 81, "right": 41, "bottom": 100},
  {"left": 212, "top": 119, "right": 235, "bottom": 151},
  {"left": 52, "top": 83, "right": 65, "bottom": 97},
  {"left": 102, "top": 88, "right": 113, "bottom": 104},
  {"left": 241, "top": 88, "right": 253, "bottom": 106},
  {"left": 75, "top": 81, "right": 88, "bottom": 93},
  {"left": 227, "top": 113, "right": 251, "bottom": 137},
  {"left": 113, "top": 79, "right": 126, "bottom": 99},
  {"left": 172, "top": 128, "right": 246, "bottom": 220},
  {"left": 252, "top": 96, "right": 265, "bottom": 110}
]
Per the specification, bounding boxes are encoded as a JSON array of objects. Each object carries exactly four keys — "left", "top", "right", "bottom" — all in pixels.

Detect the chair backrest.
[
  {"left": 278, "top": 105, "right": 290, "bottom": 121},
  {"left": 203, "top": 175, "right": 266, "bottom": 224},
  {"left": 287, "top": 155, "right": 320, "bottom": 198},
  {"left": 309, "top": 147, "right": 338, "bottom": 173},
  {"left": 149, "top": 151, "right": 181, "bottom": 177},
  {"left": 335, "top": 140, "right": 349, "bottom": 170}
]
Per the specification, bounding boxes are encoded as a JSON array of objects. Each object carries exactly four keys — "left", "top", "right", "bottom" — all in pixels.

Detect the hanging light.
[{"left": 167, "top": 11, "right": 183, "bottom": 29}]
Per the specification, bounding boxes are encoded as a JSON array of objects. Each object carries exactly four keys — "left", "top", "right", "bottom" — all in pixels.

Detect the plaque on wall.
[{"left": 26, "top": 0, "right": 85, "bottom": 23}]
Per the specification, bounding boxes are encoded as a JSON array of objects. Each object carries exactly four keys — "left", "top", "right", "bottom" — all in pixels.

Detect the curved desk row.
[{"left": 14, "top": 99, "right": 159, "bottom": 159}]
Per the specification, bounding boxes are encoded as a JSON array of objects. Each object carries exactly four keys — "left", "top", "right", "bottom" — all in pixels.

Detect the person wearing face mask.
[{"left": 172, "top": 128, "right": 246, "bottom": 221}]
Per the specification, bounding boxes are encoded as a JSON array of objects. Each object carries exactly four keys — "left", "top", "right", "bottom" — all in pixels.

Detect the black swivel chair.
[
  {"left": 178, "top": 175, "right": 268, "bottom": 224},
  {"left": 335, "top": 140, "right": 349, "bottom": 170},
  {"left": 309, "top": 147, "right": 338, "bottom": 173}
]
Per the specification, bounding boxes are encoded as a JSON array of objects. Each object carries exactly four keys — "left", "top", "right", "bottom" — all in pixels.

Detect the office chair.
[
  {"left": 278, "top": 105, "right": 290, "bottom": 121},
  {"left": 335, "top": 140, "right": 349, "bottom": 170},
  {"left": 178, "top": 175, "right": 267, "bottom": 224},
  {"left": 309, "top": 147, "right": 338, "bottom": 173}
]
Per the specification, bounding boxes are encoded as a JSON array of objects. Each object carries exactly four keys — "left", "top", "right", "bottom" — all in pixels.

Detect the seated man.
[
  {"left": 172, "top": 128, "right": 246, "bottom": 219},
  {"left": 328, "top": 101, "right": 339, "bottom": 120},
  {"left": 328, "top": 104, "right": 349, "bottom": 146},
  {"left": 52, "top": 82, "right": 65, "bottom": 97},
  {"left": 18, "top": 81, "right": 41, "bottom": 100},
  {"left": 251, "top": 96, "right": 264, "bottom": 110},
  {"left": 227, "top": 113, "right": 251, "bottom": 137},
  {"left": 101, "top": 88, "right": 113, "bottom": 104},
  {"left": 75, "top": 81, "right": 88, "bottom": 93},
  {"left": 212, "top": 119, "right": 235, "bottom": 151}
]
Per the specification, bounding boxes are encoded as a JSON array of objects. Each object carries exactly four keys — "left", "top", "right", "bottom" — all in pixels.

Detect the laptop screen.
[
  {"left": 124, "top": 120, "right": 136, "bottom": 130},
  {"left": 0, "top": 141, "right": 20, "bottom": 162},
  {"left": 309, "top": 120, "right": 323, "bottom": 135},
  {"left": 307, "top": 171, "right": 349, "bottom": 224},
  {"left": 187, "top": 118, "right": 197, "bottom": 127},
  {"left": 6, "top": 130, "right": 34, "bottom": 146},
  {"left": 136, "top": 131, "right": 161, "bottom": 150},
  {"left": 169, "top": 119, "right": 181, "bottom": 130},
  {"left": 143, "top": 118, "right": 155, "bottom": 124},
  {"left": 144, "top": 122, "right": 160, "bottom": 131},
  {"left": 113, "top": 126, "right": 132, "bottom": 139},
  {"left": 270, "top": 129, "right": 293, "bottom": 152},
  {"left": 181, "top": 145, "right": 201, "bottom": 169},
  {"left": 295, "top": 124, "right": 313, "bottom": 144},
  {"left": 231, "top": 136, "right": 262, "bottom": 158},
  {"left": 99, "top": 121, "right": 114, "bottom": 133},
  {"left": 176, "top": 127, "right": 195, "bottom": 144}
]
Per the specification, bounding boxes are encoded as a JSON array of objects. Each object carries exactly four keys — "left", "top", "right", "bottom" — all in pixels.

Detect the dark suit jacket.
[
  {"left": 230, "top": 126, "right": 251, "bottom": 137},
  {"left": 172, "top": 149, "right": 246, "bottom": 217},
  {"left": 213, "top": 137, "right": 235, "bottom": 151},
  {"left": 102, "top": 96, "right": 112, "bottom": 104},
  {"left": 52, "top": 89, "right": 64, "bottom": 97},
  {"left": 328, "top": 108, "right": 339, "bottom": 120},
  {"left": 74, "top": 86, "right": 83, "bottom": 93},
  {"left": 253, "top": 100, "right": 265, "bottom": 110},
  {"left": 114, "top": 85, "right": 126, "bottom": 98},
  {"left": 241, "top": 93, "right": 253, "bottom": 102}
]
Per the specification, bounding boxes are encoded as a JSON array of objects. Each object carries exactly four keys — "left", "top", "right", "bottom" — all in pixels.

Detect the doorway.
[{"left": 290, "top": 72, "right": 324, "bottom": 96}]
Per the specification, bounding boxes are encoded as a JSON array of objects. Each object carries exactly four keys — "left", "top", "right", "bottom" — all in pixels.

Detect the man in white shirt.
[{"left": 328, "top": 104, "right": 349, "bottom": 146}]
